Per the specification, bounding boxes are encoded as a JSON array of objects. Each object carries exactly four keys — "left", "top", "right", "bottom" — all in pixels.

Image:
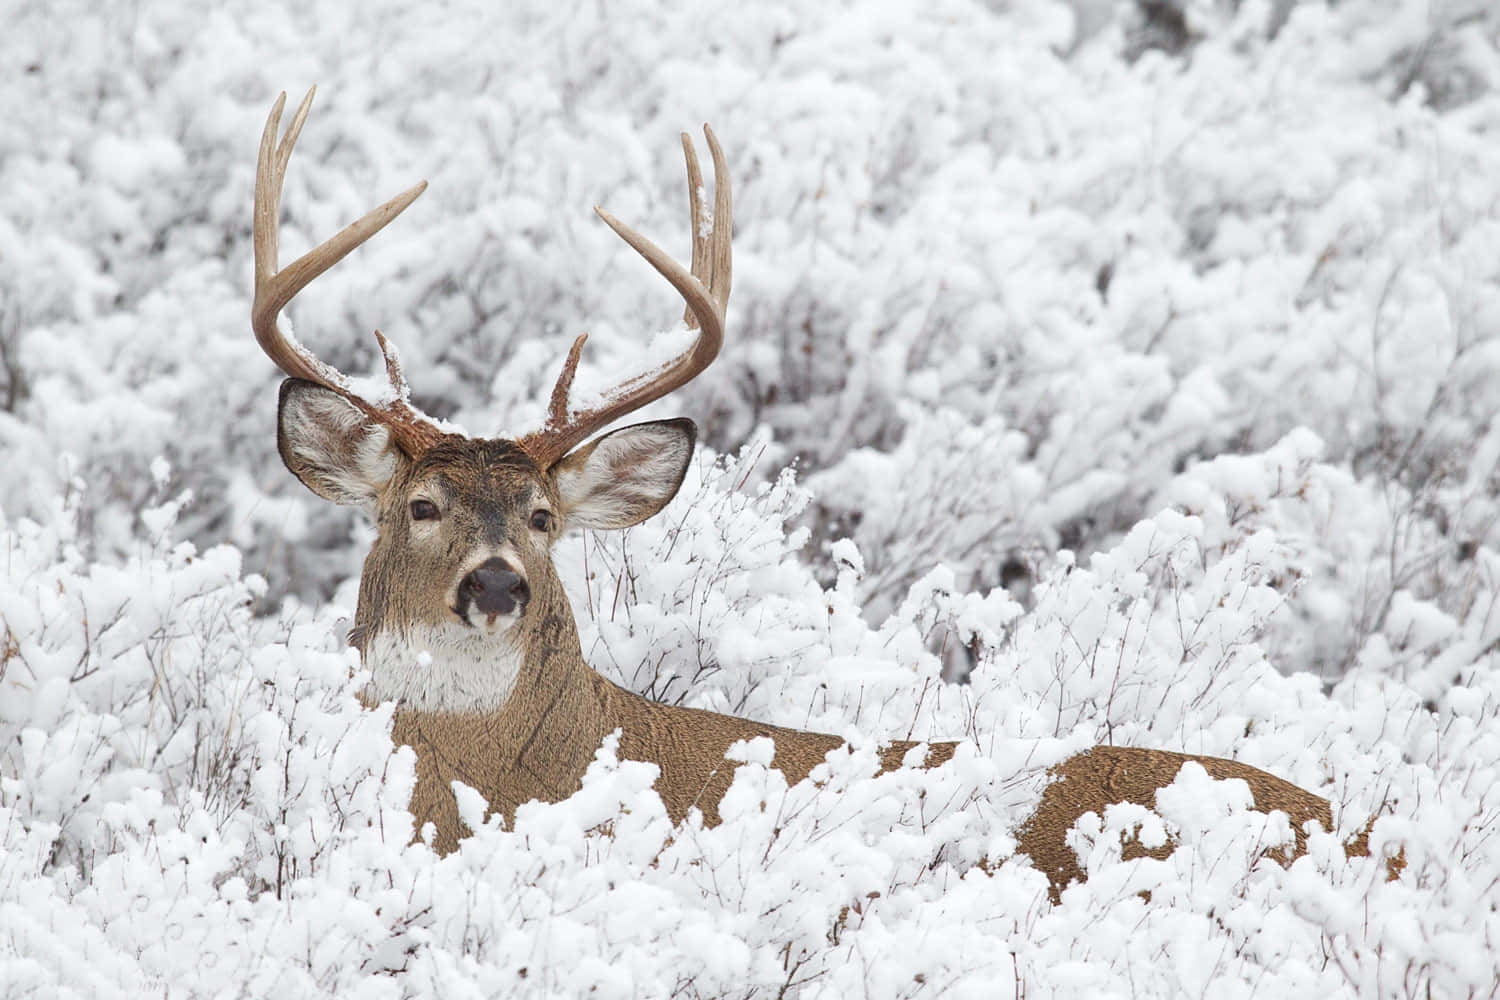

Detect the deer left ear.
[{"left": 552, "top": 418, "right": 696, "bottom": 530}]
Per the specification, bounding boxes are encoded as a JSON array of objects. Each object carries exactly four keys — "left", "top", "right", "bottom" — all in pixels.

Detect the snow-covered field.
[{"left": 3, "top": 0, "right": 1500, "bottom": 995}]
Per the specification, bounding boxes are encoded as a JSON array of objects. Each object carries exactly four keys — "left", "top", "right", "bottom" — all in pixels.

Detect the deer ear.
[
  {"left": 277, "top": 379, "right": 402, "bottom": 511},
  {"left": 553, "top": 418, "right": 696, "bottom": 530}
]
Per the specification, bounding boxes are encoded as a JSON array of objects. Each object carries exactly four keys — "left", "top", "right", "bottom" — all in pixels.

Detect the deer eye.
[
  {"left": 410, "top": 499, "right": 440, "bottom": 522},
  {"left": 529, "top": 509, "right": 554, "bottom": 532}
]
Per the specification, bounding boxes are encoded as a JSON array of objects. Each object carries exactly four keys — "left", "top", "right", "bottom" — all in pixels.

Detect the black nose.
[{"left": 458, "top": 558, "right": 530, "bottom": 617}]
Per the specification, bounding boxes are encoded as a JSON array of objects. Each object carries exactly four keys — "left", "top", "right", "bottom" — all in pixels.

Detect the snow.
[{"left": 3, "top": 0, "right": 1500, "bottom": 995}]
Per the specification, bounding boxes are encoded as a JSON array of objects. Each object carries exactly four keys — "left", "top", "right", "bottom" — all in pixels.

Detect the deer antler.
[
  {"left": 517, "top": 126, "right": 732, "bottom": 468},
  {"left": 252, "top": 87, "right": 443, "bottom": 457}
]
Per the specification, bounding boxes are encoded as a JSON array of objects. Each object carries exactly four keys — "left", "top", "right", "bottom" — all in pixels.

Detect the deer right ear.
[
  {"left": 552, "top": 418, "right": 696, "bottom": 530},
  {"left": 277, "top": 379, "right": 401, "bottom": 511}
]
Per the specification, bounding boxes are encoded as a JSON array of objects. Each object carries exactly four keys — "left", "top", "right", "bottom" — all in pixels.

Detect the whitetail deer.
[{"left": 252, "top": 89, "right": 1390, "bottom": 899}]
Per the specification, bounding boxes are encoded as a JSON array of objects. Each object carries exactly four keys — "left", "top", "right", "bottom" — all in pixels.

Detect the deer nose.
[{"left": 459, "top": 558, "right": 530, "bottom": 617}]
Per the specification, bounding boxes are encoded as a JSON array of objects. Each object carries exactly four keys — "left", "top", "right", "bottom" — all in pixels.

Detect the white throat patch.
[{"left": 364, "top": 624, "right": 524, "bottom": 714}]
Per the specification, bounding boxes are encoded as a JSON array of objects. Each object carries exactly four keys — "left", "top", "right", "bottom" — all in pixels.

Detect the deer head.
[{"left": 254, "top": 89, "right": 731, "bottom": 713}]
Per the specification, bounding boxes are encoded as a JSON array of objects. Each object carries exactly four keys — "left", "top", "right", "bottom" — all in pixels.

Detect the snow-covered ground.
[{"left": 3, "top": 0, "right": 1499, "bottom": 995}]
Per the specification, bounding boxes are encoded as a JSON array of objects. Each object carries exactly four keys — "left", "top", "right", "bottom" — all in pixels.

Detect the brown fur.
[
  {"left": 394, "top": 665, "right": 1378, "bottom": 899},
  {"left": 1017, "top": 746, "right": 1326, "bottom": 900},
  {"left": 388, "top": 612, "right": 955, "bottom": 853}
]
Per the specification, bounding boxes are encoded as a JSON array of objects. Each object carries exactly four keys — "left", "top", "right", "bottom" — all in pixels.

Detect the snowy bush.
[
  {"left": 3, "top": 0, "right": 1499, "bottom": 994},
  {"left": 5, "top": 438, "right": 1498, "bottom": 996}
]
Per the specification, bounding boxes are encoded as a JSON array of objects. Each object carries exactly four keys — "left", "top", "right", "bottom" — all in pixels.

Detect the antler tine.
[
  {"left": 251, "top": 87, "right": 440, "bottom": 456},
  {"left": 681, "top": 134, "right": 708, "bottom": 331},
  {"left": 518, "top": 125, "right": 733, "bottom": 468},
  {"left": 704, "top": 125, "right": 733, "bottom": 320}
]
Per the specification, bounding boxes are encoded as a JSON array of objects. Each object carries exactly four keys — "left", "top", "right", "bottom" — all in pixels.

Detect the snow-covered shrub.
[
  {"left": 4, "top": 434, "right": 1498, "bottom": 997},
  {"left": 0, "top": 487, "right": 410, "bottom": 886}
]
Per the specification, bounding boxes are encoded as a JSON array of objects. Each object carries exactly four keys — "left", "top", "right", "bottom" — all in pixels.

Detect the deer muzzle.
[{"left": 456, "top": 557, "right": 531, "bottom": 626}]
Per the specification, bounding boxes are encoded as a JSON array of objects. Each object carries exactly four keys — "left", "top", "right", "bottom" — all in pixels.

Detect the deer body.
[
  {"left": 392, "top": 669, "right": 852, "bottom": 854},
  {"left": 252, "top": 89, "right": 1378, "bottom": 898}
]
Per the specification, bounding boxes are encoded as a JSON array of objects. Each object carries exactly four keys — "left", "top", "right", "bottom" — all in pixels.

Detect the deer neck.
[{"left": 366, "top": 598, "right": 631, "bottom": 849}]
